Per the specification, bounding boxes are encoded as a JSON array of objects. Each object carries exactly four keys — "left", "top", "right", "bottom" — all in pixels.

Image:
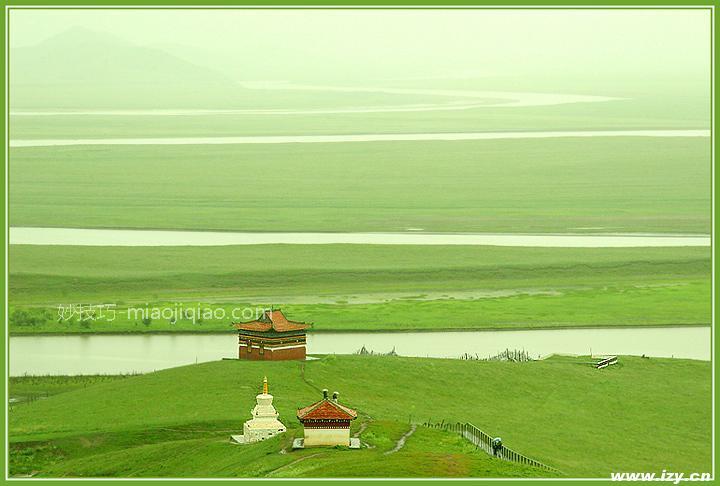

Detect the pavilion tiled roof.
[
  {"left": 297, "top": 398, "right": 358, "bottom": 421},
  {"left": 233, "top": 309, "right": 310, "bottom": 332}
]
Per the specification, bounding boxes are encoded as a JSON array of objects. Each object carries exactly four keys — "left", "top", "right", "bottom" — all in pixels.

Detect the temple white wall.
[{"left": 303, "top": 427, "right": 351, "bottom": 446}]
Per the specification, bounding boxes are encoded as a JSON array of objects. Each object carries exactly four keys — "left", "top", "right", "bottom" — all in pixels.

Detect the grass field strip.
[{"left": 8, "top": 129, "right": 710, "bottom": 147}]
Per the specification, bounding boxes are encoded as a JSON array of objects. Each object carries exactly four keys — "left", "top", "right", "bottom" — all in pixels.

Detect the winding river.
[
  {"left": 9, "top": 227, "right": 710, "bottom": 247},
  {"left": 8, "top": 326, "right": 710, "bottom": 376},
  {"left": 237, "top": 83, "right": 623, "bottom": 108},
  {"left": 9, "top": 129, "right": 710, "bottom": 148},
  {"left": 8, "top": 86, "right": 622, "bottom": 117},
  {"left": 8, "top": 101, "right": 506, "bottom": 117}
]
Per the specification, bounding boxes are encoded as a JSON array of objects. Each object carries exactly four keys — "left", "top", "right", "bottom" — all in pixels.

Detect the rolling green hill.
[{"left": 9, "top": 355, "right": 711, "bottom": 478}]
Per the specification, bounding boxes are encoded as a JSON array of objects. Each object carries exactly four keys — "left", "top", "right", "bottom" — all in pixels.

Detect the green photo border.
[{"left": 0, "top": 3, "right": 715, "bottom": 485}]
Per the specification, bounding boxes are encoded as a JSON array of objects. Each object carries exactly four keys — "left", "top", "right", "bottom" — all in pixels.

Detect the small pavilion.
[{"left": 294, "top": 389, "right": 360, "bottom": 449}]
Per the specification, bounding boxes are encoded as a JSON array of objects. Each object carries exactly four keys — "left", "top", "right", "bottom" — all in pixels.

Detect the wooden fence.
[
  {"left": 595, "top": 356, "right": 618, "bottom": 369},
  {"left": 423, "top": 421, "right": 561, "bottom": 474}
]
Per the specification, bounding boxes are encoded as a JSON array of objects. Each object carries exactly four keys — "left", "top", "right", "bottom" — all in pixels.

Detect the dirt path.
[
  {"left": 384, "top": 424, "right": 417, "bottom": 455},
  {"left": 299, "top": 362, "right": 323, "bottom": 394},
  {"left": 267, "top": 452, "right": 324, "bottom": 477},
  {"left": 353, "top": 421, "right": 369, "bottom": 438}
]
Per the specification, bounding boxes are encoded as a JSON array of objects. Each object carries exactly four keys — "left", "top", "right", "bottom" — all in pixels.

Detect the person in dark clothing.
[{"left": 491, "top": 437, "right": 503, "bottom": 457}]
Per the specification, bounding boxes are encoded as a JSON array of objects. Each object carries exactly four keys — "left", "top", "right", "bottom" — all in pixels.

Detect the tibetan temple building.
[
  {"left": 295, "top": 389, "right": 360, "bottom": 449},
  {"left": 233, "top": 309, "right": 310, "bottom": 361}
]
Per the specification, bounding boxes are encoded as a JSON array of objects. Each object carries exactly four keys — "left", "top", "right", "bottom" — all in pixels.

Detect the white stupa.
[{"left": 231, "top": 376, "right": 286, "bottom": 444}]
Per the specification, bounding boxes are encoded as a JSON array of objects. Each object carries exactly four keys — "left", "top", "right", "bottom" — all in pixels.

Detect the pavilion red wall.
[{"left": 239, "top": 345, "right": 306, "bottom": 361}]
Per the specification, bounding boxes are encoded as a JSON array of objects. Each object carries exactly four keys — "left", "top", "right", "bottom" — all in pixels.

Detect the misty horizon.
[{"left": 9, "top": 9, "right": 711, "bottom": 88}]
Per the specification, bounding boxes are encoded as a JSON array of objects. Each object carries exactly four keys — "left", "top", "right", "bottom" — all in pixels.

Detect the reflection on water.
[{"left": 9, "top": 326, "right": 710, "bottom": 376}]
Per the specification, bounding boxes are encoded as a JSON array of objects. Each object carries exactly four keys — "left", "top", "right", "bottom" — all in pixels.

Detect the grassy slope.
[
  {"left": 10, "top": 420, "right": 549, "bottom": 479},
  {"left": 9, "top": 137, "right": 710, "bottom": 234},
  {"left": 9, "top": 245, "right": 711, "bottom": 333},
  {"left": 9, "top": 355, "right": 711, "bottom": 477}
]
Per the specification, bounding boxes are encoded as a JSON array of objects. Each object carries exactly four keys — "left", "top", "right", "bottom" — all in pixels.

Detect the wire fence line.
[
  {"left": 423, "top": 421, "right": 561, "bottom": 474},
  {"left": 460, "top": 348, "right": 535, "bottom": 362}
]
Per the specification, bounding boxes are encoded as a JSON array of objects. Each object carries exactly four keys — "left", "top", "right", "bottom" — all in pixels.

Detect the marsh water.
[
  {"left": 9, "top": 326, "right": 710, "bottom": 376},
  {"left": 8, "top": 227, "right": 710, "bottom": 247}
]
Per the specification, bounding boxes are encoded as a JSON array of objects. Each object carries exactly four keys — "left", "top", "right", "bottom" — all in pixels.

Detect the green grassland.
[
  {"left": 9, "top": 355, "right": 711, "bottom": 477},
  {"left": 8, "top": 27, "right": 712, "bottom": 480},
  {"left": 8, "top": 244, "right": 710, "bottom": 333},
  {"left": 8, "top": 77, "right": 711, "bottom": 335},
  {"left": 9, "top": 137, "right": 710, "bottom": 234}
]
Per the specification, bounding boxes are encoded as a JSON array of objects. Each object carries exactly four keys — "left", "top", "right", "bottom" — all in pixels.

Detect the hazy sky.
[{"left": 9, "top": 8, "right": 711, "bottom": 84}]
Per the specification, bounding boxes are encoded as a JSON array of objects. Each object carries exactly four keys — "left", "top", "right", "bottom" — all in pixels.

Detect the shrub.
[{"left": 10, "top": 309, "right": 42, "bottom": 327}]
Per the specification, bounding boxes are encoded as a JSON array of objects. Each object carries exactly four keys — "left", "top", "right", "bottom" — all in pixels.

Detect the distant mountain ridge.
[{"left": 10, "top": 27, "right": 245, "bottom": 109}]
